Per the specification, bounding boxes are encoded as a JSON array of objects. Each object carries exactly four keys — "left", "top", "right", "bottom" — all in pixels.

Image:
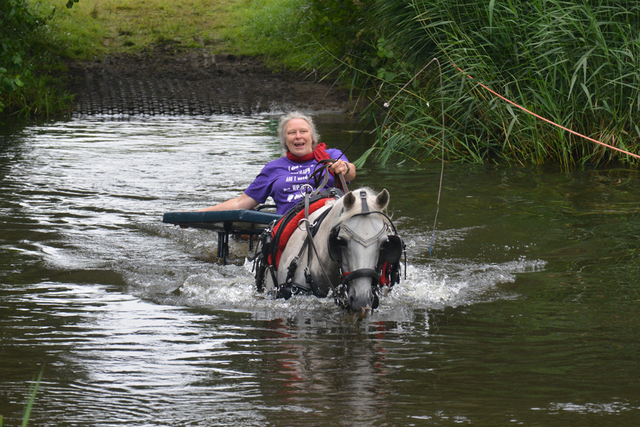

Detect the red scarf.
[{"left": 287, "top": 143, "right": 331, "bottom": 163}]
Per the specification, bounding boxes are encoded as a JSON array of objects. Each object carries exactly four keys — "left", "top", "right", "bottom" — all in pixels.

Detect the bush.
[
  {"left": 0, "top": 0, "right": 72, "bottom": 118},
  {"left": 0, "top": 0, "right": 40, "bottom": 113}
]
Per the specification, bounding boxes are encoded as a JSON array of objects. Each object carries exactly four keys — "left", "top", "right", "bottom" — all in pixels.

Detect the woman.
[{"left": 199, "top": 111, "right": 356, "bottom": 215}]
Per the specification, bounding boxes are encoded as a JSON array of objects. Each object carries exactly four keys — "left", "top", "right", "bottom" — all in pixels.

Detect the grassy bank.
[
  {"left": 37, "top": 0, "right": 252, "bottom": 59},
  {"left": 1, "top": 0, "right": 276, "bottom": 119}
]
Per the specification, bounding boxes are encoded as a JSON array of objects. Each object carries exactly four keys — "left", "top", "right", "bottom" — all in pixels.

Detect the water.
[{"left": 1, "top": 115, "right": 639, "bottom": 426}]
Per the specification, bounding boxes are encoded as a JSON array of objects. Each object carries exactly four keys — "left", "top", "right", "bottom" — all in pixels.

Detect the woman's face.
[{"left": 284, "top": 118, "right": 314, "bottom": 157}]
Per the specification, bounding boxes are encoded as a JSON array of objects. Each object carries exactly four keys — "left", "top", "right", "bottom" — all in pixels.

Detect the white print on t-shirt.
[
  {"left": 286, "top": 192, "right": 304, "bottom": 203},
  {"left": 283, "top": 163, "right": 322, "bottom": 202},
  {"left": 283, "top": 165, "right": 312, "bottom": 194}
]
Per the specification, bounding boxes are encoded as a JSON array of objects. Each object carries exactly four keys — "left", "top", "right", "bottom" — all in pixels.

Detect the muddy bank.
[{"left": 66, "top": 47, "right": 353, "bottom": 117}]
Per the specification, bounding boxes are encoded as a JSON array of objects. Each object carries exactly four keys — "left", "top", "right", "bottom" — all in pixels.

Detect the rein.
[
  {"left": 298, "top": 160, "right": 349, "bottom": 288},
  {"left": 309, "top": 159, "right": 349, "bottom": 196},
  {"left": 296, "top": 203, "right": 336, "bottom": 296}
]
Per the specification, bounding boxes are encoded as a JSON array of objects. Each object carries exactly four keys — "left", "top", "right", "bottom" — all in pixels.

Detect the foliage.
[
  {"left": 237, "top": 0, "right": 375, "bottom": 72},
  {"left": 5, "top": 0, "right": 640, "bottom": 167},
  {"left": 352, "top": 0, "right": 640, "bottom": 167},
  {"left": 245, "top": 0, "right": 640, "bottom": 167},
  {"left": 0, "top": 0, "right": 39, "bottom": 113},
  {"left": 0, "top": 0, "right": 76, "bottom": 118},
  {"left": 234, "top": 0, "right": 309, "bottom": 65}
]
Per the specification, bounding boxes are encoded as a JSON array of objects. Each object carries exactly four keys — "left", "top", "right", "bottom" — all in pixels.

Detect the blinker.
[
  {"left": 380, "top": 235, "right": 404, "bottom": 264},
  {"left": 329, "top": 225, "right": 404, "bottom": 265},
  {"left": 328, "top": 226, "right": 344, "bottom": 262}
]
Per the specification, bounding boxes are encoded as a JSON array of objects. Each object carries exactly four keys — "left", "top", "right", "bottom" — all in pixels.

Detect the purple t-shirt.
[{"left": 244, "top": 148, "right": 348, "bottom": 214}]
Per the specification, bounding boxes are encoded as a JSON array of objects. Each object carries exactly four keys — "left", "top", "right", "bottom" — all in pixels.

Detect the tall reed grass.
[
  {"left": 357, "top": 0, "right": 640, "bottom": 167},
  {"left": 239, "top": 0, "right": 640, "bottom": 167}
]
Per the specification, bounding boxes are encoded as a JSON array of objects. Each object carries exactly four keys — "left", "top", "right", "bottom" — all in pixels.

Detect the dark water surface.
[{"left": 1, "top": 115, "right": 639, "bottom": 426}]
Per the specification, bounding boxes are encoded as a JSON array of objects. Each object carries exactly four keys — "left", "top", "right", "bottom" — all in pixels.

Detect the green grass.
[
  {"left": 232, "top": 0, "right": 314, "bottom": 68},
  {"left": 38, "top": 0, "right": 254, "bottom": 59},
  {"left": 38, "top": 0, "right": 340, "bottom": 68}
]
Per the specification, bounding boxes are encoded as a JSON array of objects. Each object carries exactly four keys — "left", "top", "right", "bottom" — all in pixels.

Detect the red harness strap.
[{"left": 269, "top": 198, "right": 331, "bottom": 269}]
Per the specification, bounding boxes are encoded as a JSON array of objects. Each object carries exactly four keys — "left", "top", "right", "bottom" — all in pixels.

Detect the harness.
[
  {"left": 327, "top": 191, "right": 405, "bottom": 308},
  {"left": 253, "top": 163, "right": 404, "bottom": 308},
  {"left": 255, "top": 159, "right": 346, "bottom": 296},
  {"left": 254, "top": 187, "right": 343, "bottom": 296}
]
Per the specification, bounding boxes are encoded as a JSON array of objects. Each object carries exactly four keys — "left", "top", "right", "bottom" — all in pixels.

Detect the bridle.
[{"left": 327, "top": 191, "right": 405, "bottom": 308}]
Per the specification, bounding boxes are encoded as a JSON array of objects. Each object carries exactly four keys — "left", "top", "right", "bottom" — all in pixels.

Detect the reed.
[
  {"left": 21, "top": 368, "right": 43, "bottom": 427},
  {"left": 0, "top": 367, "right": 43, "bottom": 427},
  {"left": 260, "top": 0, "right": 640, "bottom": 167},
  {"left": 360, "top": 0, "right": 640, "bottom": 167}
]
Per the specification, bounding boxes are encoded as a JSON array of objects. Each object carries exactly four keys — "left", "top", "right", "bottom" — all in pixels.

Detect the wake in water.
[{"left": 133, "top": 221, "right": 547, "bottom": 321}]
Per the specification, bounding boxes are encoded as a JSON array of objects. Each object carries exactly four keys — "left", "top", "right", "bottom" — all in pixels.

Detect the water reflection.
[{"left": 252, "top": 318, "right": 408, "bottom": 426}]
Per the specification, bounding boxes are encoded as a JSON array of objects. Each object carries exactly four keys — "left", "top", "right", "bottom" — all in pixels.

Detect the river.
[{"left": 1, "top": 114, "right": 639, "bottom": 426}]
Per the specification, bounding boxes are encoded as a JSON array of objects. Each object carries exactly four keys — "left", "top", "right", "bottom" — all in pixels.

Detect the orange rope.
[{"left": 454, "top": 65, "right": 640, "bottom": 160}]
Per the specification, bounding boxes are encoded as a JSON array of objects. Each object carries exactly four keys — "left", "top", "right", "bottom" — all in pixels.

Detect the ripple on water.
[{"left": 7, "top": 116, "right": 640, "bottom": 426}]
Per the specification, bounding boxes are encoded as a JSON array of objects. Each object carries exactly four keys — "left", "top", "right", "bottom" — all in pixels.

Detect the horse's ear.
[
  {"left": 376, "top": 189, "right": 390, "bottom": 209},
  {"left": 343, "top": 191, "right": 356, "bottom": 210}
]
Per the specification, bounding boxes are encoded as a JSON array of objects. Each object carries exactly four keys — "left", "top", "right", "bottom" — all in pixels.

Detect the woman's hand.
[{"left": 329, "top": 159, "right": 356, "bottom": 182}]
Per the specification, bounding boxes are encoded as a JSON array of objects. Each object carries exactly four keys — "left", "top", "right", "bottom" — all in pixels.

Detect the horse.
[{"left": 255, "top": 187, "right": 404, "bottom": 315}]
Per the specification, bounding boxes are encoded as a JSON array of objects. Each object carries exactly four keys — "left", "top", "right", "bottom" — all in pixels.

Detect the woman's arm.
[{"left": 197, "top": 192, "right": 260, "bottom": 212}]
